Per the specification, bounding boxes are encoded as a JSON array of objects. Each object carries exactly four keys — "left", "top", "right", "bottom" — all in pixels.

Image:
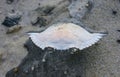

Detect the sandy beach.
[{"left": 0, "top": 0, "right": 120, "bottom": 77}]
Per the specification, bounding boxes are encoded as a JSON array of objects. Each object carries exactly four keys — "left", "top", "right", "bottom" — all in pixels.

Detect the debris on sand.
[
  {"left": 0, "top": 11, "right": 2, "bottom": 14},
  {"left": 112, "top": 10, "right": 117, "bottom": 15},
  {"left": 68, "top": 0, "right": 93, "bottom": 20},
  {"left": 117, "top": 30, "right": 120, "bottom": 32},
  {"left": 35, "top": 6, "right": 55, "bottom": 16},
  {"left": 13, "top": 67, "right": 19, "bottom": 73},
  {"left": 2, "top": 11, "right": 21, "bottom": 27},
  {"left": 30, "top": 6, "right": 55, "bottom": 27},
  {"left": 2, "top": 16, "right": 21, "bottom": 27},
  {"left": 31, "top": 17, "right": 47, "bottom": 27},
  {"left": 43, "top": 6, "right": 55, "bottom": 15},
  {"left": 117, "top": 40, "right": 120, "bottom": 44},
  {"left": 6, "top": 25, "right": 22, "bottom": 34},
  {"left": 6, "top": 0, "right": 14, "bottom": 4},
  {"left": 0, "top": 53, "right": 2, "bottom": 62}
]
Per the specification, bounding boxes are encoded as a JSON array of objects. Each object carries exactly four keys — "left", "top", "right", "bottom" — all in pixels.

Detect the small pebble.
[
  {"left": 2, "top": 10, "right": 21, "bottom": 27},
  {"left": 24, "top": 70, "right": 29, "bottom": 74},
  {"left": 35, "top": 6, "right": 54, "bottom": 16},
  {"left": 2, "top": 16, "right": 21, "bottom": 27},
  {"left": 0, "top": 11, "right": 2, "bottom": 14},
  {"left": 13, "top": 67, "right": 18, "bottom": 73},
  {"left": 31, "top": 17, "right": 39, "bottom": 25},
  {"left": 6, "top": 0, "right": 14, "bottom": 4},
  {"left": 117, "top": 40, "right": 120, "bottom": 44},
  {"left": 73, "top": 48, "right": 78, "bottom": 52},
  {"left": 43, "top": 6, "right": 54, "bottom": 15},
  {"left": 70, "top": 48, "right": 79, "bottom": 54},
  {"left": 6, "top": 25, "right": 22, "bottom": 34},
  {"left": 44, "top": 47, "right": 54, "bottom": 51},
  {"left": 31, "top": 66, "right": 34, "bottom": 71},
  {"left": 85, "top": 3, "right": 89, "bottom": 7},
  {"left": 38, "top": 3, "right": 40, "bottom": 6},
  {"left": 31, "top": 17, "right": 47, "bottom": 27},
  {"left": 64, "top": 70, "right": 67, "bottom": 74},
  {"left": 42, "top": 58, "right": 46, "bottom": 62},
  {"left": 112, "top": 10, "right": 117, "bottom": 15},
  {"left": 117, "top": 30, "right": 120, "bottom": 32},
  {"left": 0, "top": 53, "right": 3, "bottom": 61}
]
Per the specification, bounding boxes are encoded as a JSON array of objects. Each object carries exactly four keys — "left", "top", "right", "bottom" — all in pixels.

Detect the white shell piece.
[{"left": 29, "top": 23, "right": 106, "bottom": 50}]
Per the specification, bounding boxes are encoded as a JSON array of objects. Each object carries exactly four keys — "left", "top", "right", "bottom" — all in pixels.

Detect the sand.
[{"left": 0, "top": 0, "right": 120, "bottom": 77}]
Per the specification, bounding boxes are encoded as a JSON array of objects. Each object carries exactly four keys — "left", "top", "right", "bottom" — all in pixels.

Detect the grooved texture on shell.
[{"left": 29, "top": 23, "right": 105, "bottom": 50}]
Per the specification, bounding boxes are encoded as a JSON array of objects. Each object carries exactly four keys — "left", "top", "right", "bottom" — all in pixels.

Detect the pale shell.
[{"left": 28, "top": 23, "right": 106, "bottom": 50}]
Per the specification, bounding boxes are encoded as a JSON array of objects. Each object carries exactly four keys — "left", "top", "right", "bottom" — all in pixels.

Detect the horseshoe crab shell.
[{"left": 28, "top": 23, "right": 106, "bottom": 50}]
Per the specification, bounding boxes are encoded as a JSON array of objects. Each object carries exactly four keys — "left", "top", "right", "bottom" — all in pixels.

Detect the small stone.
[
  {"left": 44, "top": 47, "right": 54, "bottom": 51},
  {"left": 24, "top": 70, "right": 29, "bottom": 74},
  {"left": 73, "top": 48, "right": 78, "bottom": 52},
  {"left": 31, "top": 17, "right": 39, "bottom": 25},
  {"left": 6, "top": 25, "right": 22, "bottom": 34},
  {"left": 0, "top": 11, "right": 2, "bottom": 14},
  {"left": 117, "top": 40, "right": 120, "bottom": 44},
  {"left": 0, "top": 53, "right": 3, "bottom": 62},
  {"left": 31, "top": 66, "right": 34, "bottom": 71},
  {"left": 112, "top": 10, "right": 117, "bottom": 15},
  {"left": 42, "top": 52, "right": 49, "bottom": 62},
  {"left": 42, "top": 58, "right": 46, "bottom": 62},
  {"left": 6, "top": 0, "right": 14, "bottom": 4},
  {"left": 43, "top": 6, "right": 55, "bottom": 15},
  {"left": 31, "top": 17, "right": 47, "bottom": 27},
  {"left": 64, "top": 70, "right": 67, "bottom": 74},
  {"left": 2, "top": 16, "right": 21, "bottom": 27},
  {"left": 35, "top": 6, "right": 54, "bottom": 16},
  {"left": 70, "top": 48, "right": 79, "bottom": 54},
  {"left": 13, "top": 67, "right": 18, "bottom": 73},
  {"left": 38, "top": 3, "right": 40, "bottom": 6},
  {"left": 117, "top": 30, "right": 120, "bottom": 32},
  {"left": 39, "top": 17, "right": 47, "bottom": 27},
  {"left": 85, "top": 3, "right": 89, "bottom": 7},
  {"left": 2, "top": 11, "right": 21, "bottom": 27}
]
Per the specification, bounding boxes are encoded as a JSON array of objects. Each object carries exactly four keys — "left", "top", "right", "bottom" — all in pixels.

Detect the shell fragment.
[{"left": 28, "top": 23, "right": 106, "bottom": 50}]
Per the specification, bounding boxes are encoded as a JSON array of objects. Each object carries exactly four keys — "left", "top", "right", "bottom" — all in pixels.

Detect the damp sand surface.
[{"left": 0, "top": 0, "right": 120, "bottom": 77}]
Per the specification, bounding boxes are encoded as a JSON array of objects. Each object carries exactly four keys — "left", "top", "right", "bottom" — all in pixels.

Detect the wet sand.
[{"left": 0, "top": 0, "right": 120, "bottom": 77}]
